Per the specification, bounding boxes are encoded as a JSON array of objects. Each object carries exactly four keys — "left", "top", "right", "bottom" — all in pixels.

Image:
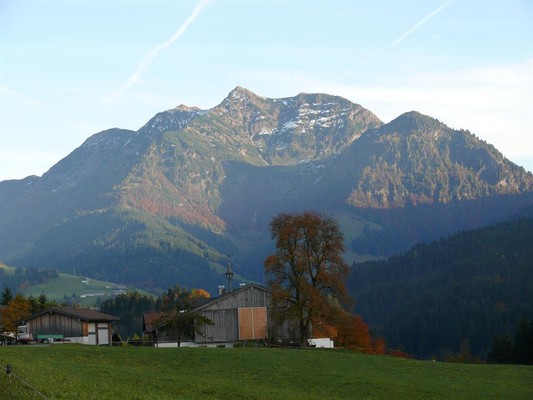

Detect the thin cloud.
[
  {"left": 0, "top": 87, "right": 43, "bottom": 108},
  {"left": 340, "top": 0, "right": 455, "bottom": 80},
  {"left": 104, "top": 0, "right": 213, "bottom": 103}
]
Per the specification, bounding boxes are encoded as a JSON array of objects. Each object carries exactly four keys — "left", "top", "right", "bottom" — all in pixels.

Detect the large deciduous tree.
[{"left": 264, "top": 211, "right": 351, "bottom": 346}]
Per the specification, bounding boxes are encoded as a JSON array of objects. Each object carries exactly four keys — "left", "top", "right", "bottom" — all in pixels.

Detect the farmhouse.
[{"left": 18, "top": 308, "right": 120, "bottom": 345}]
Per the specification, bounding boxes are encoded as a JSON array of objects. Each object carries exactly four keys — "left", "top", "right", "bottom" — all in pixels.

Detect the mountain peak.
[
  {"left": 226, "top": 86, "right": 260, "bottom": 102},
  {"left": 172, "top": 104, "right": 202, "bottom": 112},
  {"left": 386, "top": 111, "right": 446, "bottom": 134}
]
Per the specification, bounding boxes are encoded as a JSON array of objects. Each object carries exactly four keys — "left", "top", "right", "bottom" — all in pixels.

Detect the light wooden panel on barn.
[{"left": 238, "top": 307, "right": 267, "bottom": 340}]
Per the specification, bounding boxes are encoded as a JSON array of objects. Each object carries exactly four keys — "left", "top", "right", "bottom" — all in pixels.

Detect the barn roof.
[
  {"left": 18, "top": 308, "right": 120, "bottom": 324},
  {"left": 143, "top": 311, "right": 162, "bottom": 333},
  {"left": 193, "top": 283, "right": 269, "bottom": 312}
]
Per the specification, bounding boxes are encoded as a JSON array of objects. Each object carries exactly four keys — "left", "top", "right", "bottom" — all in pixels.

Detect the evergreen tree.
[
  {"left": 489, "top": 335, "right": 512, "bottom": 363},
  {"left": 1, "top": 286, "right": 13, "bottom": 305},
  {"left": 38, "top": 291, "right": 48, "bottom": 311},
  {"left": 513, "top": 319, "right": 533, "bottom": 365}
]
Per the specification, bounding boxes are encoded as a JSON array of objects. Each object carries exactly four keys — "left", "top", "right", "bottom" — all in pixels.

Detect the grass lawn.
[{"left": 0, "top": 345, "right": 531, "bottom": 400}]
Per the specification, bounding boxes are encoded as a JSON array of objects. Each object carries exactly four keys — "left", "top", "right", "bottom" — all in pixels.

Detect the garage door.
[{"left": 238, "top": 307, "right": 267, "bottom": 340}]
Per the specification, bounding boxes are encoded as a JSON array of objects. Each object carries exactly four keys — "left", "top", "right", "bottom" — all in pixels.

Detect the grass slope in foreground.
[{"left": 0, "top": 346, "right": 531, "bottom": 400}]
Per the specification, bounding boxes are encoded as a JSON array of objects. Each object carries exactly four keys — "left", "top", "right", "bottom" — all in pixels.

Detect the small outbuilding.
[{"left": 18, "top": 308, "right": 120, "bottom": 345}]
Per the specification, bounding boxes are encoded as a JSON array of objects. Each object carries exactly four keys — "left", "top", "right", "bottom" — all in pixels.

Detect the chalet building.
[
  {"left": 18, "top": 308, "right": 120, "bottom": 345},
  {"left": 143, "top": 283, "right": 293, "bottom": 346}
]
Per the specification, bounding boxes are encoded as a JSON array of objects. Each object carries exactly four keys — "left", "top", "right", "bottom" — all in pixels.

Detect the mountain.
[
  {"left": 1, "top": 87, "right": 532, "bottom": 293},
  {"left": 348, "top": 215, "right": 533, "bottom": 359}
]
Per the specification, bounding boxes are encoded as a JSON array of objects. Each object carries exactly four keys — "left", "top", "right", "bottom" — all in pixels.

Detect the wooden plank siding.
[
  {"left": 28, "top": 313, "right": 83, "bottom": 337},
  {"left": 196, "top": 309, "right": 239, "bottom": 342},
  {"left": 194, "top": 284, "right": 271, "bottom": 344}
]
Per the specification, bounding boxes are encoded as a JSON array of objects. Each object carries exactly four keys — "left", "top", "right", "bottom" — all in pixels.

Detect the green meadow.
[
  {"left": 0, "top": 345, "right": 531, "bottom": 400},
  {"left": 18, "top": 272, "right": 152, "bottom": 306}
]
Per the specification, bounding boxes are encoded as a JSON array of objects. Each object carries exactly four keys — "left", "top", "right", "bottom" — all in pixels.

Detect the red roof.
[{"left": 143, "top": 312, "right": 163, "bottom": 332}]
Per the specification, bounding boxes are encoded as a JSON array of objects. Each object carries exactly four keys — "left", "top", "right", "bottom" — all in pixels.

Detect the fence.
[{"left": 0, "top": 363, "right": 50, "bottom": 399}]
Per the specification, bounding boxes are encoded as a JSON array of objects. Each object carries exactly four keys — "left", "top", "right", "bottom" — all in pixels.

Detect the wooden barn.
[
  {"left": 194, "top": 283, "right": 272, "bottom": 344},
  {"left": 18, "top": 308, "right": 119, "bottom": 345},
  {"left": 142, "top": 284, "right": 295, "bottom": 346}
]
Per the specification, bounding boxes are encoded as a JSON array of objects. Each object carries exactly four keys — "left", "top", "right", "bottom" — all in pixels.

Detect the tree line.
[{"left": 488, "top": 319, "right": 533, "bottom": 365}]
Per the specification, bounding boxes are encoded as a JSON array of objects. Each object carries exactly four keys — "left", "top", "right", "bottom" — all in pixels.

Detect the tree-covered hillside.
[{"left": 348, "top": 217, "right": 533, "bottom": 359}]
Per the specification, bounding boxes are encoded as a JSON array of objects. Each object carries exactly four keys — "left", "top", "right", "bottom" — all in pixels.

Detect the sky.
[{"left": 1, "top": 0, "right": 532, "bottom": 181}]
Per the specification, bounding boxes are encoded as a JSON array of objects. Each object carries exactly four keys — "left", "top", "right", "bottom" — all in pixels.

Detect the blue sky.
[{"left": 1, "top": 0, "right": 532, "bottom": 181}]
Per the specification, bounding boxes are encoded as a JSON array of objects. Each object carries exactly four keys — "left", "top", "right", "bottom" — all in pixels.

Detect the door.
[
  {"left": 87, "top": 323, "right": 96, "bottom": 345},
  {"left": 238, "top": 307, "right": 267, "bottom": 340},
  {"left": 97, "top": 323, "right": 109, "bottom": 345}
]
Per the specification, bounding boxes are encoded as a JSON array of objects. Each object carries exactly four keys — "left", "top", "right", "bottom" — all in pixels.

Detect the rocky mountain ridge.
[{"left": 1, "top": 87, "right": 532, "bottom": 291}]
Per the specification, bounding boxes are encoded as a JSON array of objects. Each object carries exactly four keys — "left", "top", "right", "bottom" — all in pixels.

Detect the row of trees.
[
  {"left": 0, "top": 267, "right": 59, "bottom": 292},
  {"left": 99, "top": 286, "right": 212, "bottom": 341},
  {"left": 1, "top": 287, "right": 58, "bottom": 332},
  {"left": 488, "top": 319, "right": 533, "bottom": 364}
]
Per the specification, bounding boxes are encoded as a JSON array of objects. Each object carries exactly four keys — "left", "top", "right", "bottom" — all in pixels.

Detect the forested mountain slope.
[{"left": 348, "top": 216, "right": 533, "bottom": 359}]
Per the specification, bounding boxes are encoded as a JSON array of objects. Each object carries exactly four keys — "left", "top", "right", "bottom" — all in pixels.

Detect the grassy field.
[
  {"left": 19, "top": 272, "right": 154, "bottom": 306},
  {"left": 1, "top": 262, "right": 155, "bottom": 305},
  {"left": 0, "top": 345, "right": 531, "bottom": 400},
  {"left": 21, "top": 272, "right": 126, "bottom": 305}
]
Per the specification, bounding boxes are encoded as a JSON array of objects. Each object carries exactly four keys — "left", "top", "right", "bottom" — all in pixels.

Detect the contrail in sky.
[
  {"left": 104, "top": 0, "right": 213, "bottom": 103},
  {"left": 340, "top": 0, "right": 455, "bottom": 80},
  {"left": 0, "top": 87, "right": 43, "bottom": 108}
]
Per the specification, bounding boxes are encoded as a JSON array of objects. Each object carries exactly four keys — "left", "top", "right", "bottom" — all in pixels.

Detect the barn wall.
[
  {"left": 28, "top": 313, "right": 83, "bottom": 337},
  {"left": 196, "top": 309, "right": 238, "bottom": 343}
]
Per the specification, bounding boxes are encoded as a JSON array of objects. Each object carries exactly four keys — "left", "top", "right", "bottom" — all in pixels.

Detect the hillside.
[
  {"left": 0, "top": 346, "right": 531, "bottom": 400},
  {"left": 348, "top": 216, "right": 533, "bottom": 359},
  {"left": 1, "top": 87, "right": 532, "bottom": 292},
  {"left": 0, "top": 264, "right": 148, "bottom": 305}
]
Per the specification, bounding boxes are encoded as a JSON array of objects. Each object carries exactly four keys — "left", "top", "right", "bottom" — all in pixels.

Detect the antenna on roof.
[{"left": 225, "top": 255, "right": 234, "bottom": 292}]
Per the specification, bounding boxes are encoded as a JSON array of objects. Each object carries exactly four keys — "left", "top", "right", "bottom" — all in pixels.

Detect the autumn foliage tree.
[
  {"left": 1, "top": 293, "right": 31, "bottom": 332},
  {"left": 264, "top": 211, "right": 351, "bottom": 347},
  {"left": 337, "top": 314, "right": 372, "bottom": 351}
]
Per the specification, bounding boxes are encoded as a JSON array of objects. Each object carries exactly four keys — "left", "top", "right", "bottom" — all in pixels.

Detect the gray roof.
[
  {"left": 18, "top": 307, "right": 120, "bottom": 324},
  {"left": 193, "top": 283, "right": 269, "bottom": 312}
]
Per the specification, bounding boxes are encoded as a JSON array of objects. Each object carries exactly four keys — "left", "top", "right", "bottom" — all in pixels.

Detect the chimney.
[{"left": 218, "top": 285, "right": 226, "bottom": 296}]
